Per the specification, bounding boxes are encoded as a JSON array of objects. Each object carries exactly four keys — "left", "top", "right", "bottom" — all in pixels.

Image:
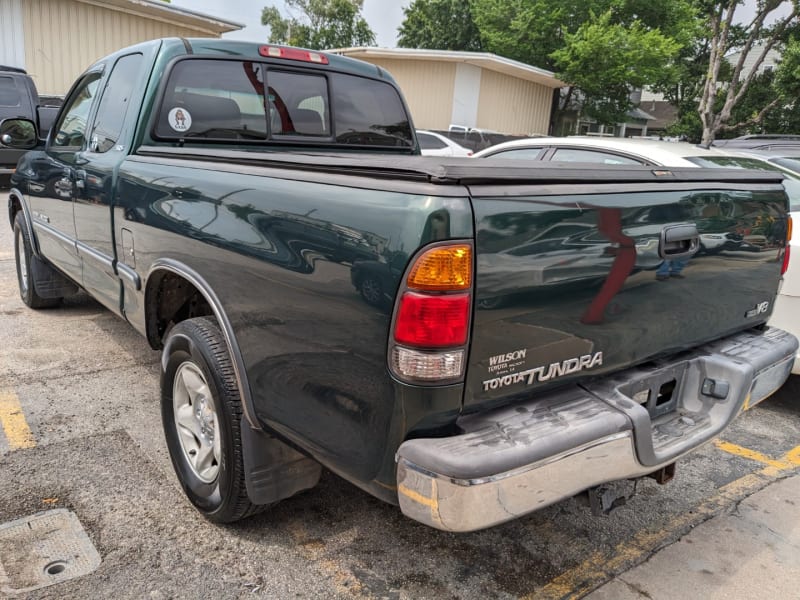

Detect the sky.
[
  {"left": 169, "top": 0, "right": 409, "bottom": 47},
  {"left": 169, "top": 1, "right": 792, "bottom": 49}
]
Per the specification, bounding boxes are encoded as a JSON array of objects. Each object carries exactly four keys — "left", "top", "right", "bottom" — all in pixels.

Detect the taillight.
[
  {"left": 782, "top": 244, "right": 790, "bottom": 276},
  {"left": 258, "top": 46, "right": 329, "bottom": 64},
  {"left": 390, "top": 244, "right": 473, "bottom": 382},
  {"left": 394, "top": 292, "right": 470, "bottom": 347},
  {"left": 782, "top": 216, "right": 792, "bottom": 276}
]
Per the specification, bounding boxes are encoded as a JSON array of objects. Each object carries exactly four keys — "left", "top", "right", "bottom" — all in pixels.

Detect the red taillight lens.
[
  {"left": 394, "top": 292, "right": 470, "bottom": 347},
  {"left": 782, "top": 244, "right": 790, "bottom": 275},
  {"left": 782, "top": 216, "right": 792, "bottom": 276}
]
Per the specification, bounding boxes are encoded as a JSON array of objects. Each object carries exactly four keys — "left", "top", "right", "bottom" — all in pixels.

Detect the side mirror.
[{"left": 0, "top": 118, "right": 38, "bottom": 150}]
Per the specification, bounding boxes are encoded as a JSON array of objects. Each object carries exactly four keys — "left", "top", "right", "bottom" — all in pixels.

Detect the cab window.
[
  {"left": 91, "top": 53, "right": 144, "bottom": 152},
  {"left": 154, "top": 59, "right": 268, "bottom": 140},
  {"left": 51, "top": 73, "right": 102, "bottom": 149}
]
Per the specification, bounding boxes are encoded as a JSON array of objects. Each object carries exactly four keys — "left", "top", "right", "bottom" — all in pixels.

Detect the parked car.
[
  {"left": 472, "top": 136, "right": 735, "bottom": 165},
  {"left": 0, "top": 66, "right": 60, "bottom": 187},
  {"left": 713, "top": 134, "right": 800, "bottom": 150},
  {"left": 3, "top": 39, "right": 796, "bottom": 533},
  {"left": 416, "top": 130, "right": 472, "bottom": 157}
]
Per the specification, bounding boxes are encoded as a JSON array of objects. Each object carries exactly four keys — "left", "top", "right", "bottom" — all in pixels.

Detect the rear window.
[
  {"left": 684, "top": 156, "right": 782, "bottom": 170},
  {"left": 154, "top": 59, "right": 413, "bottom": 148},
  {"left": 686, "top": 155, "right": 800, "bottom": 211},
  {"left": 417, "top": 132, "right": 447, "bottom": 150},
  {"left": 772, "top": 157, "right": 800, "bottom": 176},
  {"left": 0, "top": 76, "right": 21, "bottom": 107}
]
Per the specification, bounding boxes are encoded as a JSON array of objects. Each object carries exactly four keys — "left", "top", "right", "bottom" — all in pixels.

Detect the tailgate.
[{"left": 466, "top": 171, "right": 790, "bottom": 409}]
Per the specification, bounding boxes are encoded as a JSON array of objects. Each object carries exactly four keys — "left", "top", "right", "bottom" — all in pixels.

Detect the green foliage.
[
  {"left": 261, "top": 0, "right": 376, "bottom": 50},
  {"left": 717, "top": 36, "right": 800, "bottom": 137},
  {"left": 467, "top": 0, "right": 695, "bottom": 126},
  {"left": 776, "top": 35, "right": 800, "bottom": 99},
  {"left": 552, "top": 11, "right": 682, "bottom": 124},
  {"left": 397, "top": 0, "right": 481, "bottom": 50}
]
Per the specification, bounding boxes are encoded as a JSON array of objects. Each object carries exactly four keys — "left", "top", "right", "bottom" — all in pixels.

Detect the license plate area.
[{"left": 621, "top": 363, "right": 688, "bottom": 419}]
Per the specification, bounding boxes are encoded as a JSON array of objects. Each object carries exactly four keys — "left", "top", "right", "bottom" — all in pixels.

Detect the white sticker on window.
[{"left": 167, "top": 107, "right": 192, "bottom": 132}]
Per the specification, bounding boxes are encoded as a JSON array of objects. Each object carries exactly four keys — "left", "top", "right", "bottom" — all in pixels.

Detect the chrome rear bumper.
[{"left": 396, "top": 327, "right": 798, "bottom": 532}]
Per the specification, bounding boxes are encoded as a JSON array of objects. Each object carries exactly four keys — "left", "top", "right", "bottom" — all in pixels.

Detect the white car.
[
  {"left": 472, "top": 136, "right": 736, "bottom": 165},
  {"left": 416, "top": 130, "right": 473, "bottom": 157}
]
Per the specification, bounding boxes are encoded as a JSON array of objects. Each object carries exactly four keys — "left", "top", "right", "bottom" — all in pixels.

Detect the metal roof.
[
  {"left": 76, "top": 0, "right": 244, "bottom": 35},
  {"left": 330, "top": 47, "right": 565, "bottom": 89}
]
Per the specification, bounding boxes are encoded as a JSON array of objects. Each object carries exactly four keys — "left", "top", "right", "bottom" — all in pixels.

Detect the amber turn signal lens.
[
  {"left": 407, "top": 245, "right": 472, "bottom": 291},
  {"left": 788, "top": 216, "right": 793, "bottom": 243}
]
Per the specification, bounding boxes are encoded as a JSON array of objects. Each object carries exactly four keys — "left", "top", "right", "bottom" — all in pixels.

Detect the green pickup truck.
[{"left": 2, "top": 38, "right": 797, "bottom": 532}]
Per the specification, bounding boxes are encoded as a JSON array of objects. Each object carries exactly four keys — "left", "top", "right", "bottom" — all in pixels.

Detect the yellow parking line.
[
  {"left": 531, "top": 441, "right": 800, "bottom": 599},
  {"left": 713, "top": 439, "right": 794, "bottom": 471},
  {"left": 0, "top": 389, "right": 36, "bottom": 450},
  {"left": 782, "top": 445, "right": 800, "bottom": 466}
]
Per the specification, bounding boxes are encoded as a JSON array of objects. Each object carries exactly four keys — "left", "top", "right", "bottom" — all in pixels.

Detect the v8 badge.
[{"left": 745, "top": 301, "right": 770, "bottom": 318}]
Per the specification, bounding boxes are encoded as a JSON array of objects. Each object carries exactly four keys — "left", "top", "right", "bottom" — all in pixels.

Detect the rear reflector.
[
  {"left": 407, "top": 245, "right": 472, "bottom": 291},
  {"left": 782, "top": 244, "right": 791, "bottom": 276},
  {"left": 258, "top": 46, "right": 329, "bottom": 64},
  {"left": 782, "top": 216, "right": 792, "bottom": 276},
  {"left": 391, "top": 347, "right": 464, "bottom": 380},
  {"left": 394, "top": 292, "right": 470, "bottom": 347}
]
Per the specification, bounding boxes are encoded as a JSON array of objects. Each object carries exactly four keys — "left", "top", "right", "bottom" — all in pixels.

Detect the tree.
[
  {"left": 261, "top": 0, "right": 376, "bottom": 50},
  {"left": 696, "top": 1, "right": 799, "bottom": 146},
  {"left": 552, "top": 12, "right": 682, "bottom": 125},
  {"left": 397, "top": 0, "right": 482, "bottom": 51},
  {"left": 469, "top": 0, "right": 696, "bottom": 127}
]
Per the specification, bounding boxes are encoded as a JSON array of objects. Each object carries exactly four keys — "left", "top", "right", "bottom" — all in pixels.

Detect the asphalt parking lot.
[{"left": 0, "top": 194, "right": 799, "bottom": 599}]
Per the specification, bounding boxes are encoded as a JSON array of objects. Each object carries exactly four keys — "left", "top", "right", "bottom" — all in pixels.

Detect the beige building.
[
  {"left": 333, "top": 47, "right": 564, "bottom": 137},
  {"left": 0, "top": 0, "right": 242, "bottom": 95}
]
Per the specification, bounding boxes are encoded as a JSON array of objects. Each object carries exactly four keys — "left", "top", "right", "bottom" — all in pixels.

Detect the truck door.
[
  {"left": 75, "top": 52, "right": 145, "bottom": 313},
  {"left": 26, "top": 72, "right": 103, "bottom": 284}
]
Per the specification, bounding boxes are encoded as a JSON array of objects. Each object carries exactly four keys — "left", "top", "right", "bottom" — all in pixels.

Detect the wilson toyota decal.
[{"left": 482, "top": 351, "right": 603, "bottom": 391}]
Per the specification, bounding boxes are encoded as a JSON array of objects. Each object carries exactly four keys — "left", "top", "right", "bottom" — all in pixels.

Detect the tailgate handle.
[{"left": 659, "top": 223, "right": 699, "bottom": 259}]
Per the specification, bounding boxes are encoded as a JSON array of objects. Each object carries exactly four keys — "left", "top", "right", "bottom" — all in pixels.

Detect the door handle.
[
  {"left": 659, "top": 223, "right": 699, "bottom": 259},
  {"left": 74, "top": 169, "right": 86, "bottom": 190},
  {"left": 62, "top": 167, "right": 87, "bottom": 190}
]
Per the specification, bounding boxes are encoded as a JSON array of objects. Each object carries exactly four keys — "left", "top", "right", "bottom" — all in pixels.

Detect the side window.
[
  {"left": 550, "top": 148, "right": 644, "bottom": 165},
  {"left": 51, "top": 74, "right": 102, "bottom": 149},
  {"left": 91, "top": 53, "right": 143, "bottom": 153},
  {"left": 417, "top": 133, "right": 447, "bottom": 150},
  {"left": 0, "top": 76, "right": 21, "bottom": 107},
  {"left": 490, "top": 148, "right": 544, "bottom": 160}
]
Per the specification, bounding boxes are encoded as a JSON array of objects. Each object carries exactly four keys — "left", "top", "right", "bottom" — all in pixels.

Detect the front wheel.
[
  {"left": 161, "top": 317, "right": 263, "bottom": 523},
  {"left": 13, "top": 212, "right": 60, "bottom": 309}
]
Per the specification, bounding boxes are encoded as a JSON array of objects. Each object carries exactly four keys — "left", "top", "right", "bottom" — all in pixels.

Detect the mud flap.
[
  {"left": 241, "top": 419, "right": 322, "bottom": 505},
  {"left": 30, "top": 255, "right": 79, "bottom": 298}
]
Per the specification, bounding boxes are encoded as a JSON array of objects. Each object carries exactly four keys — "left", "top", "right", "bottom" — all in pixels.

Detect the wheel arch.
[
  {"left": 8, "top": 188, "right": 39, "bottom": 257},
  {"left": 144, "top": 258, "right": 261, "bottom": 431}
]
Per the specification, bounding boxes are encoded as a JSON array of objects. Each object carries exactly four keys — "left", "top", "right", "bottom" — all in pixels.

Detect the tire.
[
  {"left": 161, "top": 317, "right": 263, "bottom": 523},
  {"left": 358, "top": 276, "right": 384, "bottom": 306},
  {"left": 13, "top": 212, "right": 60, "bottom": 309}
]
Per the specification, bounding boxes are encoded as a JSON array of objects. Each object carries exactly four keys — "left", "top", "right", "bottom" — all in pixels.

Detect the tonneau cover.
[{"left": 135, "top": 146, "right": 787, "bottom": 186}]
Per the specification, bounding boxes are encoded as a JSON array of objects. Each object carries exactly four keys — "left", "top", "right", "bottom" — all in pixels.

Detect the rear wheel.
[
  {"left": 359, "top": 276, "right": 384, "bottom": 306},
  {"left": 13, "top": 212, "right": 60, "bottom": 309},
  {"left": 161, "top": 317, "right": 263, "bottom": 522}
]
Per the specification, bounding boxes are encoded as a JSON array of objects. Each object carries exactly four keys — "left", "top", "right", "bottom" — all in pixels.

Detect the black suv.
[{"left": 0, "top": 66, "right": 60, "bottom": 188}]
